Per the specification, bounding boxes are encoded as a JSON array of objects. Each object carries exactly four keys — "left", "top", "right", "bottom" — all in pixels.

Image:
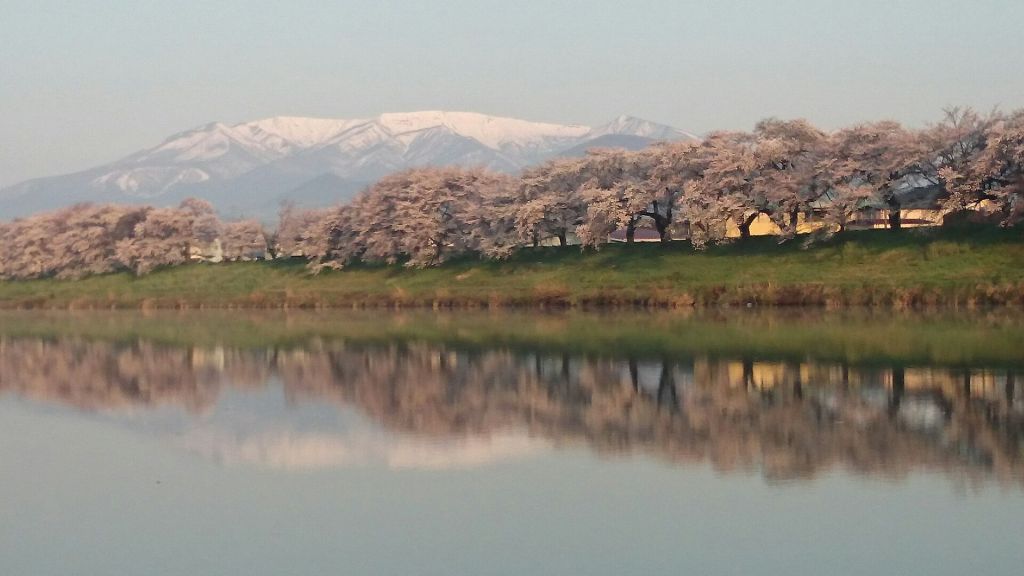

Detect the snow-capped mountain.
[{"left": 0, "top": 111, "right": 697, "bottom": 219}]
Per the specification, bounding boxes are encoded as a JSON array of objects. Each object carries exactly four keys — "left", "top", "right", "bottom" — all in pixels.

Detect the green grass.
[{"left": 2, "top": 226, "right": 1023, "bottom": 309}]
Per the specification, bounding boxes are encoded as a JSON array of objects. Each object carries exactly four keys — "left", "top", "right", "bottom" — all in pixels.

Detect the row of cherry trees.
[
  {"left": 0, "top": 198, "right": 267, "bottom": 279},
  {"left": 295, "top": 107, "right": 1022, "bottom": 269},
  {"left": 2, "top": 108, "right": 1021, "bottom": 279}
]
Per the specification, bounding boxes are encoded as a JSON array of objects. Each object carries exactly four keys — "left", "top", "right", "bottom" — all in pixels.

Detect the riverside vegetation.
[
  {"left": 1, "top": 108, "right": 1022, "bottom": 308},
  {"left": 0, "top": 226, "right": 1022, "bottom": 309}
]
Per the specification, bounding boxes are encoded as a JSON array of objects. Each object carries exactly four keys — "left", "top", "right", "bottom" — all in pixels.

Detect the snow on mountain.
[
  {"left": 0, "top": 111, "right": 697, "bottom": 219},
  {"left": 590, "top": 115, "right": 700, "bottom": 141},
  {"left": 238, "top": 116, "right": 362, "bottom": 152},
  {"left": 377, "top": 111, "right": 590, "bottom": 148}
]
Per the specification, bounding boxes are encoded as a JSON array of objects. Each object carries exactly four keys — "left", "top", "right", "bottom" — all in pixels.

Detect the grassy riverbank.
[{"left": 1, "top": 227, "right": 1023, "bottom": 309}]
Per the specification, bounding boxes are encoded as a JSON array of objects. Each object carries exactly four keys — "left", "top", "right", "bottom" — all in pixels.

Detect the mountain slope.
[
  {"left": 0, "top": 111, "right": 696, "bottom": 219},
  {"left": 590, "top": 115, "right": 699, "bottom": 141},
  {"left": 558, "top": 134, "right": 661, "bottom": 157}
]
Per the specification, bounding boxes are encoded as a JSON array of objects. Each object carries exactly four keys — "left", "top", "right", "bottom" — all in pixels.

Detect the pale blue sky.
[{"left": 2, "top": 0, "right": 1023, "bottom": 186}]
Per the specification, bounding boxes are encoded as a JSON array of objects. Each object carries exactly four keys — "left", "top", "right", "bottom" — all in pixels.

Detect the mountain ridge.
[{"left": 0, "top": 111, "right": 698, "bottom": 219}]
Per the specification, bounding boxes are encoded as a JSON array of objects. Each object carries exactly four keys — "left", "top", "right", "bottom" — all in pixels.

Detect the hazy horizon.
[{"left": 3, "top": 0, "right": 1024, "bottom": 187}]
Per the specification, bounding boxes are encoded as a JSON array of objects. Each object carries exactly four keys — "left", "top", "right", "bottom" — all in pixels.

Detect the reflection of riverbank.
[
  {"left": 3, "top": 309, "right": 1024, "bottom": 370},
  {"left": 1, "top": 336, "right": 1021, "bottom": 485}
]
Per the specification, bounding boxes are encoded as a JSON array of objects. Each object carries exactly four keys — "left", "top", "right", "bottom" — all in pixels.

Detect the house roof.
[{"left": 811, "top": 184, "right": 946, "bottom": 211}]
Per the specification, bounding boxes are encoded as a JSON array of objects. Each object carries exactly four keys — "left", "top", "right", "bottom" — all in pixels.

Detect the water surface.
[{"left": 1, "top": 310, "right": 1022, "bottom": 575}]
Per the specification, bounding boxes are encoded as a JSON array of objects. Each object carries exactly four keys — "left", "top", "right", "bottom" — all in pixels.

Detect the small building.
[
  {"left": 189, "top": 239, "right": 224, "bottom": 263},
  {"left": 608, "top": 228, "right": 663, "bottom": 242}
]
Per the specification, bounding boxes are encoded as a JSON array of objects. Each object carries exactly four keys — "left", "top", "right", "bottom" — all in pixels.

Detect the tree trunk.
[
  {"left": 626, "top": 219, "right": 636, "bottom": 243},
  {"left": 790, "top": 363, "right": 803, "bottom": 400},
  {"left": 657, "top": 361, "right": 678, "bottom": 410},
  {"left": 557, "top": 232, "right": 567, "bottom": 247},
  {"left": 887, "top": 197, "right": 902, "bottom": 230},
  {"left": 739, "top": 213, "right": 758, "bottom": 240},
  {"left": 656, "top": 218, "right": 670, "bottom": 244},
  {"left": 890, "top": 367, "right": 906, "bottom": 416},
  {"left": 662, "top": 203, "right": 673, "bottom": 245},
  {"left": 788, "top": 209, "right": 800, "bottom": 232},
  {"left": 532, "top": 233, "right": 539, "bottom": 248}
]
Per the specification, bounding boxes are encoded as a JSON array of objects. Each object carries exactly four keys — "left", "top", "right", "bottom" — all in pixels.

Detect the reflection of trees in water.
[{"left": 1, "top": 336, "right": 1021, "bottom": 485}]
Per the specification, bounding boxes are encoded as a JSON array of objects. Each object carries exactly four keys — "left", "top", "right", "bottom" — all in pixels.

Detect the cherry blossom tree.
[
  {"left": 823, "top": 121, "right": 928, "bottom": 230},
  {"left": 575, "top": 149, "right": 648, "bottom": 247},
  {"left": 694, "top": 131, "right": 761, "bottom": 239},
  {"left": 306, "top": 203, "right": 361, "bottom": 271},
  {"left": 274, "top": 202, "right": 334, "bottom": 258},
  {"left": 816, "top": 184, "right": 875, "bottom": 233},
  {"left": 0, "top": 204, "right": 149, "bottom": 280},
  {"left": 0, "top": 210, "right": 67, "bottom": 279},
  {"left": 180, "top": 198, "right": 221, "bottom": 247},
  {"left": 348, "top": 166, "right": 517, "bottom": 267},
  {"left": 936, "top": 108, "right": 1024, "bottom": 225},
  {"left": 221, "top": 219, "right": 269, "bottom": 261},
  {"left": 52, "top": 204, "right": 151, "bottom": 278},
  {"left": 114, "top": 198, "right": 223, "bottom": 275},
  {"left": 750, "top": 119, "right": 829, "bottom": 236},
  {"left": 114, "top": 207, "right": 192, "bottom": 275},
  {"left": 470, "top": 174, "right": 521, "bottom": 259},
  {"left": 641, "top": 140, "right": 705, "bottom": 242},
  {"left": 671, "top": 139, "right": 747, "bottom": 248},
  {"left": 925, "top": 107, "right": 994, "bottom": 205},
  {"left": 515, "top": 157, "right": 588, "bottom": 247}
]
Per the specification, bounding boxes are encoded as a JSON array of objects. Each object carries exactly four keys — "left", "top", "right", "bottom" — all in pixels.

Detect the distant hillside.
[{"left": 558, "top": 134, "right": 660, "bottom": 157}]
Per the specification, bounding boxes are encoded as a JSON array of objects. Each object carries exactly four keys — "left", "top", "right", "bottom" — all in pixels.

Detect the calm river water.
[{"left": 1, "top": 310, "right": 1022, "bottom": 575}]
